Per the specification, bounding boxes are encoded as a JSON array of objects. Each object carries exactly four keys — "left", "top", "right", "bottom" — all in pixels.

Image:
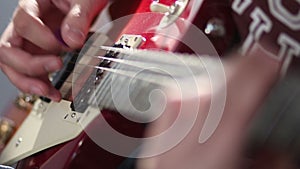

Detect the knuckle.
[
  {"left": 25, "top": 64, "right": 40, "bottom": 76},
  {"left": 0, "top": 46, "right": 9, "bottom": 63},
  {"left": 21, "top": 86, "right": 31, "bottom": 94},
  {"left": 24, "top": 61, "right": 38, "bottom": 76},
  {"left": 13, "top": 10, "right": 30, "bottom": 36},
  {"left": 25, "top": 68, "right": 36, "bottom": 76}
]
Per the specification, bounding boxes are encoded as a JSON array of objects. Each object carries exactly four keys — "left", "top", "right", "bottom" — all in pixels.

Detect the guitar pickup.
[
  {"left": 99, "top": 34, "right": 145, "bottom": 61},
  {"left": 115, "top": 34, "right": 145, "bottom": 49}
]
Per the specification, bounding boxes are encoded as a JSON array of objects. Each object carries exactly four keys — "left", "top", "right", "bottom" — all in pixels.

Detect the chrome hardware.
[
  {"left": 93, "top": 35, "right": 145, "bottom": 87},
  {"left": 31, "top": 100, "right": 48, "bottom": 118},
  {"left": 204, "top": 18, "right": 226, "bottom": 38},
  {"left": 15, "top": 93, "right": 38, "bottom": 111},
  {"left": 150, "top": 0, "right": 189, "bottom": 28},
  {"left": 71, "top": 113, "right": 76, "bottom": 118},
  {"left": 117, "top": 35, "right": 145, "bottom": 48},
  {"left": 63, "top": 111, "right": 82, "bottom": 124},
  {"left": 150, "top": 1, "right": 170, "bottom": 13},
  {"left": 0, "top": 118, "right": 15, "bottom": 146},
  {"left": 15, "top": 137, "right": 22, "bottom": 147},
  {"left": 16, "top": 98, "right": 50, "bottom": 121}
]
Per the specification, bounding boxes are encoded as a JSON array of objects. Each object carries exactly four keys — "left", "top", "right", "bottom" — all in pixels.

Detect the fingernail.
[
  {"left": 45, "top": 60, "right": 61, "bottom": 72},
  {"left": 64, "top": 24, "right": 85, "bottom": 44},
  {"left": 30, "top": 86, "right": 45, "bottom": 96}
]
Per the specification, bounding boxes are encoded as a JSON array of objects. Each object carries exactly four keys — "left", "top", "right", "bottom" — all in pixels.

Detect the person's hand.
[
  {"left": 137, "top": 47, "right": 282, "bottom": 169},
  {"left": 0, "top": 0, "right": 107, "bottom": 101}
]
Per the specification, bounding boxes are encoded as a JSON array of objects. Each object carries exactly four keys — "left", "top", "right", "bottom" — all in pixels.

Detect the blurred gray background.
[{"left": 0, "top": 0, "right": 19, "bottom": 113}]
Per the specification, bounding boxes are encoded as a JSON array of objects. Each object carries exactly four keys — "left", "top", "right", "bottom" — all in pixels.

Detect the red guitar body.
[{"left": 12, "top": 0, "right": 237, "bottom": 168}]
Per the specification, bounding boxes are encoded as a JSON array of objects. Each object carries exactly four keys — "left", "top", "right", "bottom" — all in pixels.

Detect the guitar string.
[
  {"left": 53, "top": 51, "right": 196, "bottom": 86},
  {"left": 80, "top": 47, "right": 164, "bottom": 108},
  {"left": 52, "top": 47, "right": 204, "bottom": 106},
  {"left": 57, "top": 46, "right": 203, "bottom": 81},
  {"left": 76, "top": 59, "right": 176, "bottom": 107},
  {"left": 85, "top": 47, "right": 201, "bottom": 109},
  {"left": 60, "top": 45, "right": 202, "bottom": 68},
  {"left": 55, "top": 56, "right": 200, "bottom": 95},
  {"left": 55, "top": 56, "right": 172, "bottom": 104},
  {"left": 52, "top": 58, "right": 179, "bottom": 87}
]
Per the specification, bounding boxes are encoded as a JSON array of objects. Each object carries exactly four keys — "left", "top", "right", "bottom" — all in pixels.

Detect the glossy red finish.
[
  {"left": 16, "top": 111, "right": 145, "bottom": 169},
  {"left": 15, "top": 0, "right": 235, "bottom": 168},
  {"left": 192, "top": 0, "right": 239, "bottom": 55},
  {"left": 119, "top": 0, "right": 199, "bottom": 50}
]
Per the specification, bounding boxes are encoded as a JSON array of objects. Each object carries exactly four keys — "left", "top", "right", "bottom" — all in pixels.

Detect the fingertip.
[
  {"left": 47, "top": 88, "right": 62, "bottom": 102},
  {"left": 50, "top": 94, "right": 62, "bottom": 102},
  {"left": 44, "top": 57, "right": 63, "bottom": 73},
  {"left": 60, "top": 2, "right": 97, "bottom": 49}
]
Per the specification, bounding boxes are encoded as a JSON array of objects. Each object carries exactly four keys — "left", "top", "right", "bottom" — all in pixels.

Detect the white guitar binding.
[{"left": 0, "top": 99, "right": 100, "bottom": 165}]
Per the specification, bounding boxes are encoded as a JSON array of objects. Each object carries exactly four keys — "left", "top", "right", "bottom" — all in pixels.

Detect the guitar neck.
[{"left": 71, "top": 0, "right": 211, "bottom": 113}]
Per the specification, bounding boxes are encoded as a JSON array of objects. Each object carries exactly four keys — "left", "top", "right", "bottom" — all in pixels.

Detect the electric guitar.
[{"left": 0, "top": 0, "right": 237, "bottom": 168}]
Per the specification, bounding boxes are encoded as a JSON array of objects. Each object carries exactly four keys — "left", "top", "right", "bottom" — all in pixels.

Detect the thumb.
[{"left": 61, "top": 0, "right": 107, "bottom": 48}]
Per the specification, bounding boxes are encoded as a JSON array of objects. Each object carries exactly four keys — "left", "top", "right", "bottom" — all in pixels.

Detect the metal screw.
[
  {"left": 204, "top": 18, "right": 226, "bottom": 37},
  {"left": 16, "top": 137, "right": 23, "bottom": 147}
]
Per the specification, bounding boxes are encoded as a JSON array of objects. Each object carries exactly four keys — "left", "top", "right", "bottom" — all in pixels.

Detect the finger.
[
  {"left": 50, "top": 0, "right": 71, "bottom": 14},
  {"left": 13, "top": 6, "right": 63, "bottom": 52},
  {"left": 22, "top": 39, "right": 55, "bottom": 55},
  {"left": 39, "top": 75, "right": 62, "bottom": 102},
  {"left": 61, "top": 0, "right": 108, "bottom": 48},
  {"left": 0, "top": 22, "right": 23, "bottom": 48},
  {"left": 1, "top": 65, "right": 61, "bottom": 102},
  {"left": 0, "top": 45, "right": 62, "bottom": 76}
]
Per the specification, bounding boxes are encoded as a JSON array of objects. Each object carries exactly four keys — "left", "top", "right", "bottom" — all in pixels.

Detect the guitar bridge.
[
  {"left": 95, "top": 35, "right": 145, "bottom": 84},
  {"left": 115, "top": 34, "right": 145, "bottom": 49}
]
